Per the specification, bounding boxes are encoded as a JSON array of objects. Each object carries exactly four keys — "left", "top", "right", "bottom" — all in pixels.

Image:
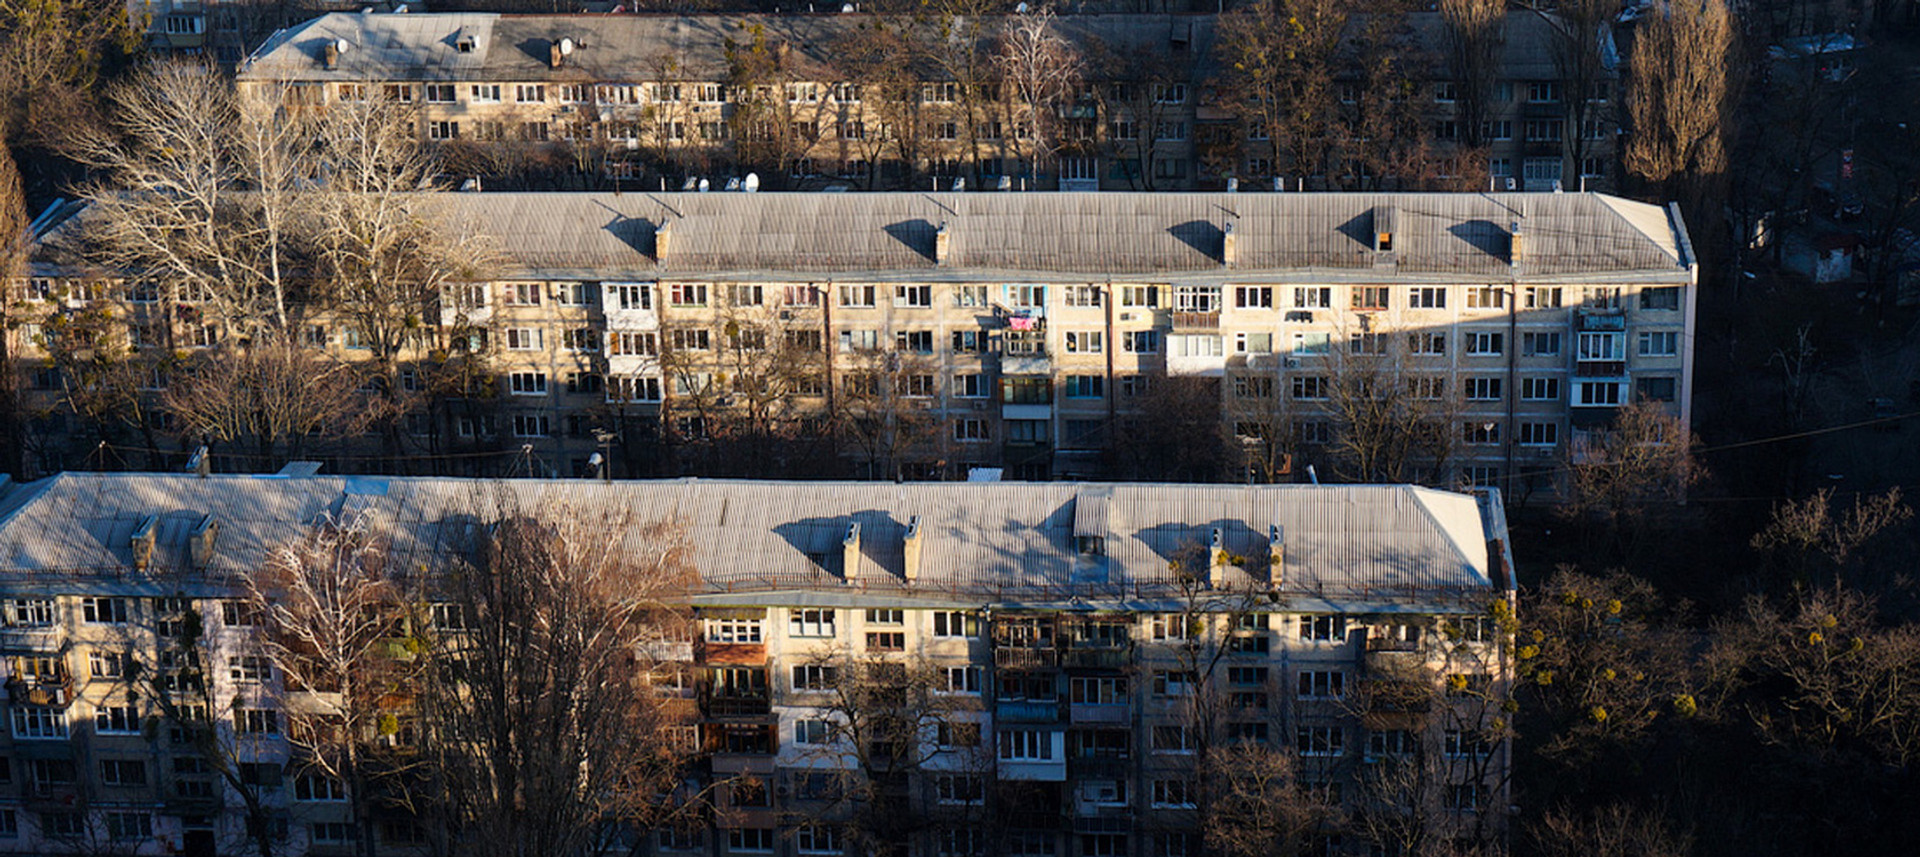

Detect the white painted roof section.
[
  {"left": 1593, "top": 194, "right": 1683, "bottom": 266},
  {"left": 0, "top": 474, "right": 1499, "bottom": 610}
]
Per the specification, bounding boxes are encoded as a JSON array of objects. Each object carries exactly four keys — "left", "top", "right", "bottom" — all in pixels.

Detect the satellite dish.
[
  {"left": 393, "top": 4, "right": 407, "bottom": 11},
  {"left": 360, "top": 7, "right": 373, "bottom": 14},
  {"left": 1016, "top": 1, "right": 1029, "bottom": 11},
  {"left": 559, "top": 37, "right": 575, "bottom": 55},
  {"left": 841, "top": 2, "right": 855, "bottom": 11},
  {"left": 335, "top": 38, "right": 351, "bottom": 54},
  {"left": 744, "top": 172, "right": 760, "bottom": 192},
  {"left": 698, "top": 178, "right": 710, "bottom": 192},
  {"left": 951, "top": 177, "right": 965, "bottom": 192},
  {"left": 724, "top": 177, "right": 741, "bottom": 191}
]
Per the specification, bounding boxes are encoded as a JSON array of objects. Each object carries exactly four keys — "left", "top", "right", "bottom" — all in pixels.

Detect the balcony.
[
  {"left": 996, "top": 699, "right": 1062, "bottom": 723},
  {"left": 1060, "top": 648, "right": 1129, "bottom": 670},
  {"left": 6, "top": 674, "right": 73, "bottom": 707},
  {"left": 1068, "top": 754, "right": 1130, "bottom": 778},
  {"left": 1068, "top": 703, "right": 1128, "bottom": 725},
  {"left": 1575, "top": 361, "right": 1627, "bottom": 378},
  {"left": 0, "top": 625, "right": 62, "bottom": 651},
  {"left": 1358, "top": 677, "right": 1433, "bottom": 714},
  {"left": 702, "top": 695, "right": 771, "bottom": 719},
  {"left": 995, "top": 647, "right": 1059, "bottom": 670},
  {"left": 1001, "top": 352, "right": 1051, "bottom": 377},
  {"left": 698, "top": 641, "right": 766, "bottom": 665},
  {"left": 1170, "top": 311, "right": 1219, "bottom": 330}
]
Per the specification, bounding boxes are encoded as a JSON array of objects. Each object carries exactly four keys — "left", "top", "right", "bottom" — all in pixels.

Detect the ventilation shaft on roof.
[
  {"left": 1268, "top": 525, "right": 1284, "bottom": 590},
  {"left": 549, "top": 37, "right": 574, "bottom": 69},
  {"left": 842, "top": 522, "right": 862, "bottom": 581},
  {"left": 1509, "top": 221, "right": 1524, "bottom": 271},
  {"left": 903, "top": 515, "right": 924, "bottom": 583},
  {"left": 653, "top": 219, "right": 673, "bottom": 268},
  {"left": 1221, "top": 221, "right": 1237, "bottom": 268},
  {"left": 1373, "top": 205, "right": 1396, "bottom": 253},
  {"left": 130, "top": 515, "right": 157, "bottom": 572},
  {"left": 190, "top": 515, "right": 219, "bottom": 572},
  {"left": 1209, "top": 526, "right": 1229, "bottom": 590},
  {"left": 934, "top": 222, "right": 951, "bottom": 267}
]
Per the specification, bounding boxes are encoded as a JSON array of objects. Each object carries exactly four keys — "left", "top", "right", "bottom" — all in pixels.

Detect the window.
[
  {"left": 865, "top": 632, "right": 905, "bottom": 652},
  {"left": 1465, "top": 378, "right": 1503, "bottom": 401},
  {"left": 95, "top": 704, "right": 138, "bottom": 733},
  {"left": 608, "top": 283, "right": 652, "bottom": 310},
  {"left": 792, "top": 664, "right": 837, "bottom": 692},
  {"left": 5, "top": 599, "right": 52, "bottom": 626},
  {"left": 1151, "top": 725, "right": 1196, "bottom": 754},
  {"left": 1576, "top": 381, "right": 1624, "bottom": 406},
  {"left": 1586, "top": 286, "right": 1623, "bottom": 309},
  {"left": 951, "top": 329, "right": 985, "bottom": 353},
  {"left": 313, "top": 823, "right": 357, "bottom": 844},
  {"left": 106, "top": 812, "right": 152, "bottom": 840},
  {"left": 100, "top": 759, "right": 146, "bottom": 786},
  {"left": 1466, "top": 287, "right": 1505, "bottom": 309},
  {"left": 730, "top": 829, "right": 776, "bottom": 853},
  {"left": 89, "top": 650, "right": 128, "bottom": 678},
  {"left": 1519, "top": 422, "right": 1560, "bottom": 446},
  {"left": 788, "top": 609, "right": 836, "bottom": 638},
  {"left": 1527, "top": 81, "right": 1562, "bottom": 102},
  {"left": 1151, "top": 670, "right": 1197, "bottom": 697},
  {"left": 296, "top": 774, "right": 345, "bottom": 801},
  {"left": 1349, "top": 332, "right": 1387, "bottom": 356},
  {"left": 941, "top": 666, "right": 982, "bottom": 694},
  {"left": 670, "top": 329, "right": 711, "bottom": 351},
  {"left": 508, "top": 372, "right": 547, "bottom": 395},
  {"left": 236, "top": 708, "right": 280, "bottom": 734},
  {"left": 937, "top": 721, "right": 982, "bottom": 748},
  {"left": 1462, "top": 332, "right": 1503, "bottom": 356},
  {"left": 82, "top": 597, "right": 129, "bottom": 623},
  {"left": 953, "top": 373, "right": 987, "bottom": 398},
  {"left": 1409, "top": 287, "right": 1447, "bottom": 309},
  {"left": 1352, "top": 286, "right": 1389, "bottom": 310},
  {"left": 1522, "top": 332, "right": 1562, "bottom": 356},
  {"left": 935, "top": 774, "right": 986, "bottom": 805},
  {"left": 230, "top": 655, "right": 270, "bottom": 682},
  {"left": 1293, "top": 286, "right": 1332, "bottom": 309},
  {"left": 469, "top": 84, "right": 501, "bottom": 103},
  {"left": 940, "top": 829, "right": 987, "bottom": 857},
  {"left": 1290, "top": 376, "right": 1328, "bottom": 400},
  {"left": 951, "top": 419, "right": 989, "bottom": 442},
  {"left": 838, "top": 284, "right": 877, "bottom": 308},
  {"left": 1523, "top": 120, "right": 1563, "bottom": 142},
  {"left": 1297, "top": 671, "right": 1346, "bottom": 699},
  {"left": 1522, "top": 377, "right": 1561, "bottom": 401},
  {"left": 515, "top": 84, "right": 546, "bottom": 103},
  {"left": 892, "top": 284, "right": 932, "bottom": 308},
  {"left": 796, "top": 826, "right": 842, "bottom": 855},
  {"left": 1639, "top": 287, "right": 1681, "bottom": 310},
  {"left": 794, "top": 719, "right": 835, "bottom": 745},
  {"left": 1233, "top": 375, "right": 1274, "bottom": 400},
  {"left": 1300, "top": 615, "right": 1346, "bottom": 641},
  {"left": 707, "top": 618, "right": 763, "bottom": 644},
  {"left": 608, "top": 332, "right": 657, "bottom": 356},
  {"left": 11, "top": 707, "right": 64, "bottom": 739},
  {"left": 999, "top": 729, "right": 1053, "bottom": 761},
  {"left": 1463, "top": 421, "right": 1502, "bottom": 445},
  {"left": 1578, "top": 332, "right": 1624, "bottom": 361},
  {"left": 666, "top": 283, "right": 707, "bottom": 308},
  {"left": 609, "top": 376, "right": 662, "bottom": 403},
  {"left": 1636, "top": 376, "right": 1678, "bottom": 402},
  {"left": 917, "top": 608, "right": 974, "bottom": 638},
  {"left": 1297, "top": 726, "right": 1345, "bottom": 756},
  {"left": 1638, "top": 331, "right": 1679, "bottom": 357},
  {"left": 1122, "top": 330, "right": 1160, "bottom": 353},
  {"left": 1525, "top": 286, "right": 1564, "bottom": 308},
  {"left": 896, "top": 330, "right": 934, "bottom": 353},
  {"left": 1065, "top": 330, "right": 1104, "bottom": 354},
  {"left": 1064, "top": 375, "right": 1104, "bottom": 399}
]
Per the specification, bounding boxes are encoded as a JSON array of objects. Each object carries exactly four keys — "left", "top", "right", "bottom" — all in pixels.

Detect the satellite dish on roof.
[
  {"left": 360, "top": 7, "right": 373, "bottom": 14},
  {"left": 724, "top": 177, "right": 741, "bottom": 191},
  {"left": 744, "top": 172, "right": 760, "bottom": 192},
  {"left": 841, "top": 2, "right": 855, "bottom": 11},
  {"left": 951, "top": 177, "right": 965, "bottom": 192},
  {"left": 559, "top": 37, "right": 575, "bottom": 55},
  {"left": 335, "top": 38, "right": 351, "bottom": 54},
  {"left": 698, "top": 178, "right": 710, "bottom": 192},
  {"left": 1016, "top": 1, "right": 1029, "bottom": 11},
  {"left": 393, "top": 4, "right": 407, "bottom": 11}
]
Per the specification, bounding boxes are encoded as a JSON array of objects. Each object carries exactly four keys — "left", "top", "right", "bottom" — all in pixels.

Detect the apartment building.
[
  {"left": 24, "top": 190, "right": 1696, "bottom": 490},
  {"left": 233, "top": 10, "right": 1620, "bottom": 192},
  {"left": 0, "top": 471, "right": 1517, "bottom": 856}
]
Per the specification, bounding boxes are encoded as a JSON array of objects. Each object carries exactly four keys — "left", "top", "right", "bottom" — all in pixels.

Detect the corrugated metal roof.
[
  {"left": 241, "top": 11, "right": 1591, "bottom": 86},
  {"left": 0, "top": 473, "right": 1499, "bottom": 610},
  {"left": 432, "top": 190, "right": 1685, "bottom": 280}
]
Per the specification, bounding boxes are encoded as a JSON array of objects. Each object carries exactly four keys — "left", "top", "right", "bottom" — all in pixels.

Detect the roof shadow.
[
  {"left": 883, "top": 219, "right": 939, "bottom": 263},
  {"left": 1168, "top": 220, "right": 1223, "bottom": 262}
]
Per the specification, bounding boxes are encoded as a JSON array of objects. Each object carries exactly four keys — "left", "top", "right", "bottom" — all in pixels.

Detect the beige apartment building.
[
  {"left": 233, "top": 10, "right": 1622, "bottom": 193},
  {"left": 0, "top": 471, "right": 1517, "bottom": 857},
  {"left": 24, "top": 190, "right": 1695, "bottom": 491}
]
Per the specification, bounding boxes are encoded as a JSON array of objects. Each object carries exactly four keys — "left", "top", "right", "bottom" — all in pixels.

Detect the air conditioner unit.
[
  {"left": 971, "top": 401, "right": 987, "bottom": 411},
  {"left": 779, "top": 310, "right": 793, "bottom": 321},
  {"left": 1283, "top": 358, "right": 1300, "bottom": 368},
  {"left": 1119, "top": 312, "right": 1133, "bottom": 322}
]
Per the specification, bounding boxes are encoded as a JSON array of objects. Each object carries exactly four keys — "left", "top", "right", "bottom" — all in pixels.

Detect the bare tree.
[
  {"left": 835, "top": 348, "right": 941, "bottom": 480},
  {"left": 164, "top": 341, "right": 381, "bottom": 466},
  {"left": 1562, "top": 399, "right": 1701, "bottom": 537},
  {"left": 830, "top": 20, "right": 926, "bottom": 189},
  {"left": 1440, "top": 0, "right": 1505, "bottom": 152},
  {"left": 1539, "top": 0, "right": 1619, "bottom": 189},
  {"left": 1199, "top": 742, "right": 1332, "bottom": 857},
  {"left": 1529, "top": 802, "right": 1693, "bottom": 857},
  {"left": 416, "top": 499, "right": 700, "bottom": 857},
  {"left": 1624, "top": 0, "right": 1733, "bottom": 193},
  {"left": 69, "top": 63, "right": 312, "bottom": 340},
  {"left": 1114, "top": 375, "right": 1230, "bottom": 482},
  {"left": 1322, "top": 342, "right": 1461, "bottom": 485},
  {"left": 248, "top": 513, "right": 418, "bottom": 857},
  {"left": 1750, "top": 488, "right": 1913, "bottom": 587},
  {"left": 995, "top": 9, "right": 1084, "bottom": 186},
  {"left": 1211, "top": 0, "right": 1350, "bottom": 183},
  {"left": 0, "top": 146, "right": 33, "bottom": 475}
]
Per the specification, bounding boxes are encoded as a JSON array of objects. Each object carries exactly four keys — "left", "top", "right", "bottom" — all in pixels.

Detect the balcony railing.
[
  {"left": 994, "top": 647, "right": 1059, "bottom": 670},
  {"left": 1170, "top": 311, "right": 1219, "bottom": 330},
  {"left": 7, "top": 675, "right": 73, "bottom": 707},
  {"left": 702, "top": 695, "right": 771, "bottom": 719},
  {"left": 995, "top": 699, "right": 1061, "bottom": 723}
]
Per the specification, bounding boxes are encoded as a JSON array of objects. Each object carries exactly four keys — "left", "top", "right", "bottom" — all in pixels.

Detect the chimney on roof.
[
  {"left": 654, "top": 218, "right": 673, "bottom": 268},
  {"left": 903, "top": 515, "right": 924, "bottom": 583},
  {"left": 130, "top": 515, "right": 157, "bottom": 572},
  {"left": 842, "top": 522, "right": 862, "bottom": 581},
  {"left": 1209, "top": 526, "right": 1230, "bottom": 590},
  {"left": 549, "top": 37, "right": 574, "bottom": 69},
  {"left": 1509, "top": 221, "right": 1524, "bottom": 271},
  {"left": 1268, "top": 525, "right": 1284, "bottom": 590},
  {"left": 1221, "top": 220, "right": 1237, "bottom": 269},
  {"left": 190, "top": 515, "right": 219, "bottom": 572},
  {"left": 934, "top": 222, "right": 951, "bottom": 267},
  {"left": 323, "top": 40, "right": 340, "bottom": 70}
]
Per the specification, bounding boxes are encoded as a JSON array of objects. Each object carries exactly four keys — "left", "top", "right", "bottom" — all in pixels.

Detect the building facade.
[
  {"left": 234, "top": 11, "right": 1622, "bottom": 193},
  {"left": 0, "top": 472, "right": 1516, "bottom": 856},
  {"left": 25, "top": 190, "right": 1697, "bottom": 491}
]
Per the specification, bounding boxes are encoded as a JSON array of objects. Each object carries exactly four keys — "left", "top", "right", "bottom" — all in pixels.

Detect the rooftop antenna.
[
  {"left": 744, "top": 172, "right": 760, "bottom": 192},
  {"left": 186, "top": 446, "right": 210, "bottom": 478},
  {"left": 698, "top": 177, "right": 710, "bottom": 192}
]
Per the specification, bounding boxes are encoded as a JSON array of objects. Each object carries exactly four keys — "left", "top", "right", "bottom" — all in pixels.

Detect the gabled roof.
[
  {"left": 239, "top": 11, "right": 1600, "bottom": 85},
  {"left": 437, "top": 190, "right": 1688, "bottom": 281},
  {"left": 0, "top": 473, "right": 1504, "bottom": 612}
]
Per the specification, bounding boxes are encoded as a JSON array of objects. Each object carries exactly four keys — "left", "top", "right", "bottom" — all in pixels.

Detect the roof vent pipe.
[
  {"left": 654, "top": 219, "right": 672, "bottom": 268},
  {"left": 842, "top": 522, "right": 862, "bottom": 581},
  {"left": 1268, "top": 525, "right": 1284, "bottom": 589},
  {"left": 934, "top": 222, "right": 951, "bottom": 266},
  {"left": 190, "top": 515, "right": 219, "bottom": 571},
  {"left": 1221, "top": 221, "right": 1237, "bottom": 268},
  {"left": 903, "top": 516, "right": 924, "bottom": 583},
  {"left": 130, "top": 516, "right": 157, "bottom": 572},
  {"left": 1510, "top": 221, "right": 1524, "bottom": 270},
  {"left": 1209, "top": 526, "right": 1229, "bottom": 590}
]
